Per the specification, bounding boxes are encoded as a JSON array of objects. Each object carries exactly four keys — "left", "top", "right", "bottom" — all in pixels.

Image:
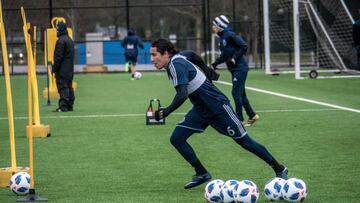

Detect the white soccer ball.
[
  {"left": 281, "top": 178, "right": 307, "bottom": 202},
  {"left": 204, "top": 179, "right": 224, "bottom": 203},
  {"left": 9, "top": 172, "right": 31, "bottom": 195},
  {"left": 234, "top": 180, "right": 259, "bottom": 203},
  {"left": 264, "top": 177, "right": 286, "bottom": 201},
  {"left": 220, "top": 179, "right": 240, "bottom": 203},
  {"left": 134, "top": 71, "right": 142, "bottom": 79}
]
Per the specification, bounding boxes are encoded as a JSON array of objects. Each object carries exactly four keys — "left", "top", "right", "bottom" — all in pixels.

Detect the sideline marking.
[
  {"left": 215, "top": 80, "right": 360, "bottom": 113},
  {"left": 0, "top": 108, "right": 340, "bottom": 120}
]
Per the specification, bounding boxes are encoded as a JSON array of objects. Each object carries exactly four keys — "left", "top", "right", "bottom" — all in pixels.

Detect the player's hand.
[
  {"left": 228, "top": 58, "right": 236, "bottom": 66},
  {"left": 154, "top": 108, "right": 166, "bottom": 121},
  {"left": 227, "top": 59, "right": 236, "bottom": 69},
  {"left": 211, "top": 63, "right": 218, "bottom": 70}
]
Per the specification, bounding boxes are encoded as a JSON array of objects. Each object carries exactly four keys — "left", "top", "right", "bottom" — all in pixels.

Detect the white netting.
[{"left": 267, "top": 0, "right": 358, "bottom": 74}]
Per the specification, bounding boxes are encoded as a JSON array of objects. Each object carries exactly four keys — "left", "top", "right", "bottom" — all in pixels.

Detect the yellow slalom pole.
[
  {"left": 0, "top": 0, "right": 29, "bottom": 188},
  {"left": 33, "top": 25, "right": 36, "bottom": 70},
  {"left": 0, "top": 0, "right": 17, "bottom": 170},
  {"left": 27, "top": 55, "right": 35, "bottom": 189},
  {"left": 22, "top": 7, "right": 50, "bottom": 138},
  {"left": 22, "top": 19, "right": 40, "bottom": 126},
  {"left": 17, "top": 36, "right": 48, "bottom": 202}
]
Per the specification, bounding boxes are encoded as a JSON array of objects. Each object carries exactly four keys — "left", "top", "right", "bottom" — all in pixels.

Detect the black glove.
[
  {"left": 226, "top": 59, "right": 236, "bottom": 70},
  {"left": 154, "top": 108, "right": 166, "bottom": 121},
  {"left": 211, "top": 63, "right": 218, "bottom": 70},
  {"left": 211, "top": 71, "right": 220, "bottom": 81}
]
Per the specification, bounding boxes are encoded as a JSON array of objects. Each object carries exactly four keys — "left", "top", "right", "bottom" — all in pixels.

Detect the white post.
[
  {"left": 211, "top": 33, "right": 216, "bottom": 63},
  {"left": 340, "top": 0, "right": 354, "bottom": 24},
  {"left": 293, "top": 0, "right": 301, "bottom": 79},
  {"left": 263, "top": 0, "right": 271, "bottom": 74}
]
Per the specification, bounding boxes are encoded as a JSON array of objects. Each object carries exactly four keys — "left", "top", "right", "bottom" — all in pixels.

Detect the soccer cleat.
[
  {"left": 53, "top": 107, "right": 67, "bottom": 112},
  {"left": 276, "top": 167, "right": 288, "bottom": 180},
  {"left": 245, "top": 114, "right": 259, "bottom": 126},
  {"left": 184, "top": 173, "right": 212, "bottom": 189}
]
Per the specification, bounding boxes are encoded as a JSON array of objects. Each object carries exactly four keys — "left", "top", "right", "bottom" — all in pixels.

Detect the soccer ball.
[
  {"left": 134, "top": 71, "right": 142, "bottom": 79},
  {"left": 204, "top": 179, "right": 224, "bottom": 203},
  {"left": 9, "top": 172, "right": 31, "bottom": 195},
  {"left": 282, "top": 178, "right": 307, "bottom": 202},
  {"left": 220, "top": 179, "right": 240, "bottom": 203},
  {"left": 234, "top": 180, "right": 259, "bottom": 203},
  {"left": 264, "top": 177, "right": 286, "bottom": 201}
]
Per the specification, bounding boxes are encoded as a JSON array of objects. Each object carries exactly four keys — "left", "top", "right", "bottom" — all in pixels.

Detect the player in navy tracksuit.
[
  {"left": 150, "top": 39, "right": 288, "bottom": 189},
  {"left": 211, "top": 15, "right": 259, "bottom": 126},
  {"left": 121, "top": 29, "right": 144, "bottom": 79},
  {"left": 179, "top": 50, "right": 219, "bottom": 83}
]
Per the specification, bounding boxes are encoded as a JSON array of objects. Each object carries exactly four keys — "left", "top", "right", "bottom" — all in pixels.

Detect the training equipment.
[
  {"left": 234, "top": 180, "right": 259, "bottom": 203},
  {"left": 220, "top": 179, "right": 239, "bottom": 203},
  {"left": 134, "top": 71, "right": 142, "bottom": 80},
  {"left": 146, "top": 99, "right": 165, "bottom": 125},
  {"left": 0, "top": 1, "right": 30, "bottom": 188},
  {"left": 21, "top": 6, "right": 51, "bottom": 138},
  {"left": 264, "top": 177, "right": 286, "bottom": 201},
  {"left": 204, "top": 179, "right": 224, "bottom": 203},
  {"left": 282, "top": 178, "right": 307, "bottom": 202},
  {"left": 9, "top": 172, "right": 30, "bottom": 195},
  {"left": 263, "top": 0, "right": 360, "bottom": 79}
]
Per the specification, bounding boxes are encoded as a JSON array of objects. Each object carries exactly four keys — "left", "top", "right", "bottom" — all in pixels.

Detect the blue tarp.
[{"left": 77, "top": 41, "right": 151, "bottom": 65}]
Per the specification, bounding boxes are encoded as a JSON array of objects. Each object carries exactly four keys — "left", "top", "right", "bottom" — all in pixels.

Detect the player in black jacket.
[{"left": 53, "top": 21, "right": 75, "bottom": 112}]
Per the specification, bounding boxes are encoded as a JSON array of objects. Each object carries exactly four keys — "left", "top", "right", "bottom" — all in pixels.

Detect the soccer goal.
[{"left": 263, "top": 0, "right": 360, "bottom": 79}]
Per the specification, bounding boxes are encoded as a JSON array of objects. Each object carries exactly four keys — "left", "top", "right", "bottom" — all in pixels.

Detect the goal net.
[{"left": 264, "top": 0, "right": 360, "bottom": 79}]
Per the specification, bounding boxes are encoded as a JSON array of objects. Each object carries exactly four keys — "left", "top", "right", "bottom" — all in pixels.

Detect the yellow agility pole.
[
  {"left": 16, "top": 40, "right": 48, "bottom": 203},
  {"left": 0, "top": 0, "right": 29, "bottom": 187},
  {"left": 33, "top": 25, "right": 36, "bottom": 70},
  {"left": 21, "top": 7, "right": 50, "bottom": 138},
  {"left": 43, "top": 17, "right": 76, "bottom": 100}
]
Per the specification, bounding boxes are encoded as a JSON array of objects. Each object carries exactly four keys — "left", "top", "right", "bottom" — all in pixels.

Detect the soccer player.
[
  {"left": 53, "top": 21, "right": 75, "bottom": 112},
  {"left": 150, "top": 39, "right": 288, "bottom": 189},
  {"left": 179, "top": 50, "right": 219, "bottom": 82},
  {"left": 211, "top": 15, "right": 259, "bottom": 126},
  {"left": 121, "top": 29, "right": 144, "bottom": 80}
]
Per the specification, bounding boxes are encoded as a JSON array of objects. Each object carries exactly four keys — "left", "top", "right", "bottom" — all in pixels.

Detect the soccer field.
[{"left": 0, "top": 70, "right": 359, "bottom": 202}]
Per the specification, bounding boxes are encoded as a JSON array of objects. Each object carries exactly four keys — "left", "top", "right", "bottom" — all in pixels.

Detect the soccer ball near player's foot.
[
  {"left": 234, "top": 180, "right": 259, "bottom": 203},
  {"left": 281, "top": 178, "right": 307, "bottom": 202},
  {"left": 134, "top": 71, "right": 142, "bottom": 79},
  {"left": 9, "top": 172, "right": 30, "bottom": 195},
  {"left": 264, "top": 177, "right": 286, "bottom": 201},
  {"left": 204, "top": 179, "right": 224, "bottom": 203}
]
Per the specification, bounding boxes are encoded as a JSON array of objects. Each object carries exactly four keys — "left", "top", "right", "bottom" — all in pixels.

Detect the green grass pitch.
[{"left": 0, "top": 70, "right": 359, "bottom": 202}]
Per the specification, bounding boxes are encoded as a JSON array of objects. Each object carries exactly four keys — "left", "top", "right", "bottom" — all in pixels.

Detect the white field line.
[
  {"left": 215, "top": 80, "right": 360, "bottom": 113},
  {"left": 0, "top": 108, "right": 340, "bottom": 120}
]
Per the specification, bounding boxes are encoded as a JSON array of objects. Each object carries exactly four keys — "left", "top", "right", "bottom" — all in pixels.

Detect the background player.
[
  {"left": 211, "top": 15, "right": 259, "bottom": 126},
  {"left": 121, "top": 29, "right": 144, "bottom": 80}
]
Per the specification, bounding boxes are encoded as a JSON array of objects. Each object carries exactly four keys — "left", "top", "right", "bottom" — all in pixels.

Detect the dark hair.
[{"left": 151, "top": 39, "right": 179, "bottom": 56}]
